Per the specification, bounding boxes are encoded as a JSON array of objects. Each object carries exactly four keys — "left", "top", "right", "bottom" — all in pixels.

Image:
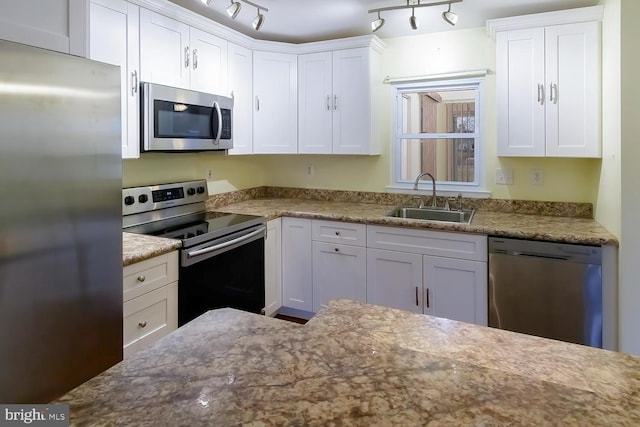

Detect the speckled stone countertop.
[
  {"left": 213, "top": 198, "right": 618, "bottom": 246},
  {"left": 122, "top": 232, "right": 181, "bottom": 266},
  {"left": 59, "top": 300, "right": 640, "bottom": 425}
]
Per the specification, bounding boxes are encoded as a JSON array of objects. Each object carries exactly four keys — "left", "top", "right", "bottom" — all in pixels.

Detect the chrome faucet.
[{"left": 413, "top": 172, "right": 437, "bottom": 208}]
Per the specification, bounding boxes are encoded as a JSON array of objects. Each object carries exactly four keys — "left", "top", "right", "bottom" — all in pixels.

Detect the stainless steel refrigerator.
[{"left": 0, "top": 40, "right": 123, "bottom": 403}]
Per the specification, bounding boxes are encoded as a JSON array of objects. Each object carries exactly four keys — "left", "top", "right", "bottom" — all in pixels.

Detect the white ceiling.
[{"left": 168, "top": 0, "right": 601, "bottom": 43}]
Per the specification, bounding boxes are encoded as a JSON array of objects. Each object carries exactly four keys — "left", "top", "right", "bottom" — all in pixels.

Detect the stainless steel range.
[{"left": 123, "top": 180, "right": 266, "bottom": 326}]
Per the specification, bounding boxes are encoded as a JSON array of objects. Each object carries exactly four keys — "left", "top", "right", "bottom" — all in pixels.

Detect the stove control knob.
[
  {"left": 138, "top": 194, "right": 148, "bottom": 203},
  {"left": 197, "top": 186, "right": 205, "bottom": 194},
  {"left": 187, "top": 188, "right": 196, "bottom": 196},
  {"left": 124, "top": 196, "right": 135, "bottom": 206}
]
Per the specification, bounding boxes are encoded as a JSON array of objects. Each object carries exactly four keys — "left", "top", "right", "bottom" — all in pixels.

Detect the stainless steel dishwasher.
[{"left": 488, "top": 237, "right": 602, "bottom": 348}]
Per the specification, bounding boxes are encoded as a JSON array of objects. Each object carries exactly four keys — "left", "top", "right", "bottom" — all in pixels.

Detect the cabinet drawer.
[
  {"left": 123, "top": 252, "right": 178, "bottom": 302},
  {"left": 123, "top": 282, "right": 178, "bottom": 358},
  {"left": 367, "top": 225, "right": 487, "bottom": 262},
  {"left": 312, "top": 220, "right": 366, "bottom": 246}
]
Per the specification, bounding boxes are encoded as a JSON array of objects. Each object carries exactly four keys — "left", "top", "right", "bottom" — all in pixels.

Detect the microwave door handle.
[{"left": 212, "top": 101, "right": 222, "bottom": 146}]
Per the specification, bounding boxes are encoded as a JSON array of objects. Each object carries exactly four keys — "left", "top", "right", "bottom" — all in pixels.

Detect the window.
[{"left": 390, "top": 77, "right": 485, "bottom": 195}]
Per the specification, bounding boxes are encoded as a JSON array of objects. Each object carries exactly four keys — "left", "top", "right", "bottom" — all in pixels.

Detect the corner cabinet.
[
  {"left": 88, "top": 0, "right": 140, "bottom": 159},
  {"left": 491, "top": 7, "right": 603, "bottom": 158},
  {"left": 298, "top": 45, "right": 382, "bottom": 155},
  {"left": 122, "top": 252, "right": 178, "bottom": 359},
  {"left": 253, "top": 51, "right": 298, "bottom": 154}
]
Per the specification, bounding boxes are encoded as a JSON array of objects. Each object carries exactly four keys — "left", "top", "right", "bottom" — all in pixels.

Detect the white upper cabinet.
[
  {"left": 253, "top": 51, "right": 298, "bottom": 154},
  {"left": 298, "top": 46, "right": 381, "bottom": 155},
  {"left": 139, "top": 9, "right": 227, "bottom": 94},
  {"left": 89, "top": 0, "right": 140, "bottom": 159},
  {"left": 227, "top": 43, "right": 254, "bottom": 155},
  {"left": 492, "top": 7, "right": 603, "bottom": 158}
]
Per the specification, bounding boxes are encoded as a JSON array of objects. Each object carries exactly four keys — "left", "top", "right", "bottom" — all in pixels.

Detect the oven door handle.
[{"left": 186, "top": 226, "right": 265, "bottom": 258}]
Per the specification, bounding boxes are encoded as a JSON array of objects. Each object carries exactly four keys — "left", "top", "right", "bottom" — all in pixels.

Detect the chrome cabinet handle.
[
  {"left": 334, "top": 94, "right": 338, "bottom": 110},
  {"left": 537, "top": 84, "right": 545, "bottom": 105},
  {"left": 255, "top": 96, "right": 260, "bottom": 111},
  {"left": 335, "top": 231, "right": 340, "bottom": 236},
  {"left": 327, "top": 96, "right": 331, "bottom": 111},
  {"left": 130, "top": 70, "right": 138, "bottom": 96},
  {"left": 425, "top": 288, "right": 430, "bottom": 308},
  {"left": 138, "top": 321, "right": 147, "bottom": 328},
  {"left": 185, "top": 46, "right": 190, "bottom": 68},
  {"left": 137, "top": 275, "right": 145, "bottom": 283},
  {"left": 334, "top": 247, "right": 339, "bottom": 252},
  {"left": 193, "top": 48, "right": 198, "bottom": 69},
  {"left": 550, "top": 83, "right": 558, "bottom": 104},
  {"left": 415, "top": 286, "right": 419, "bottom": 306}
]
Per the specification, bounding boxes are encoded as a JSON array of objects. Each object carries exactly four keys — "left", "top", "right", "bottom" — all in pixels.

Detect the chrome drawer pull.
[
  {"left": 137, "top": 275, "right": 146, "bottom": 283},
  {"left": 138, "top": 321, "right": 147, "bottom": 328}
]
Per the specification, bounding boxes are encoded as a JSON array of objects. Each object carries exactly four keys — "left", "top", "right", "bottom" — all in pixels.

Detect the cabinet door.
[
  {"left": 496, "top": 28, "right": 546, "bottom": 156},
  {"left": 544, "top": 21, "right": 601, "bottom": 158},
  {"left": 312, "top": 241, "right": 366, "bottom": 312},
  {"left": 264, "top": 218, "right": 282, "bottom": 317},
  {"left": 89, "top": 0, "right": 140, "bottom": 159},
  {"left": 366, "top": 248, "right": 423, "bottom": 314},
  {"left": 253, "top": 51, "right": 298, "bottom": 153},
  {"left": 332, "top": 48, "right": 372, "bottom": 154},
  {"left": 227, "top": 42, "right": 253, "bottom": 154},
  {"left": 423, "top": 256, "right": 487, "bottom": 326},
  {"left": 189, "top": 27, "right": 227, "bottom": 95},
  {"left": 298, "top": 52, "right": 333, "bottom": 154},
  {"left": 139, "top": 8, "right": 190, "bottom": 89},
  {"left": 281, "top": 218, "right": 312, "bottom": 311}
]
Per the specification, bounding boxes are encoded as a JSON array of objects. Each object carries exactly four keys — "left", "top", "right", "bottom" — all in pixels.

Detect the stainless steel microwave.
[{"left": 141, "top": 82, "right": 233, "bottom": 152}]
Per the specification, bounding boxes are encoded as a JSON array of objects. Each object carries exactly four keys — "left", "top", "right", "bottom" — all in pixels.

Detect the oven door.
[
  {"left": 142, "top": 82, "right": 233, "bottom": 152},
  {"left": 178, "top": 226, "right": 265, "bottom": 326}
]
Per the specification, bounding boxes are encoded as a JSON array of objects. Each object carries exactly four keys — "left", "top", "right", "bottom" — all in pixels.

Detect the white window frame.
[{"left": 387, "top": 77, "right": 489, "bottom": 197}]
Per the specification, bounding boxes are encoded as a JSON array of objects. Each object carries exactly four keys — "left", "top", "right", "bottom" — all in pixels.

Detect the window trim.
[{"left": 388, "top": 77, "right": 488, "bottom": 197}]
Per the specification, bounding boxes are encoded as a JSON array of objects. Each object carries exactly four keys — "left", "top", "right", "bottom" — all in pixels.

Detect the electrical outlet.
[
  {"left": 530, "top": 169, "right": 544, "bottom": 186},
  {"left": 495, "top": 168, "right": 513, "bottom": 185},
  {"left": 305, "top": 164, "right": 314, "bottom": 177},
  {"left": 207, "top": 169, "right": 213, "bottom": 180}
]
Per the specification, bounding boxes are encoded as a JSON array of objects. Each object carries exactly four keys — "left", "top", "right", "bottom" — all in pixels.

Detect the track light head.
[
  {"left": 226, "top": 1, "right": 241, "bottom": 19},
  {"left": 371, "top": 12, "right": 385, "bottom": 32},
  {"left": 253, "top": 9, "right": 265, "bottom": 31},
  {"left": 442, "top": 2, "right": 458, "bottom": 26},
  {"left": 409, "top": 8, "right": 419, "bottom": 30}
]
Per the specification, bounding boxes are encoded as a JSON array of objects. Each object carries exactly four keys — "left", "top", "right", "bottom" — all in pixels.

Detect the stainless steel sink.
[{"left": 386, "top": 206, "right": 475, "bottom": 224}]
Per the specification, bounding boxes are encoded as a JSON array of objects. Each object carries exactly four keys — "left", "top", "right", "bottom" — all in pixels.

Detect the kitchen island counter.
[{"left": 59, "top": 300, "right": 640, "bottom": 425}]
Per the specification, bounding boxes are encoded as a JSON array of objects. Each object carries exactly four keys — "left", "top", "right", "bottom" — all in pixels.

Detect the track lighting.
[
  {"left": 442, "top": 2, "right": 458, "bottom": 26},
  {"left": 226, "top": 0, "right": 241, "bottom": 19},
  {"left": 201, "top": 0, "right": 268, "bottom": 31},
  {"left": 252, "top": 8, "right": 265, "bottom": 31},
  {"left": 371, "top": 12, "right": 385, "bottom": 32},
  {"left": 369, "top": 0, "right": 462, "bottom": 32},
  {"left": 409, "top": 7, "right": 419, "bottom": 30}
]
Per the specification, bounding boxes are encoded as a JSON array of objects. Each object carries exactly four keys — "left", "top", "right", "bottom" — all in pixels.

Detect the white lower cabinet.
[
  {"left": 311, "top": 220, "right": 367, "bottom": 312},
  {"left": 264, "top": 218, "right": 282, "bottom": 317},
  {"left": 367, "top": 225, "right": 488, "bottom": 325},
  {"left": 278, "top": 219, "right": 488, "bottom": 325},
  {"left": 122, "top": 251, "right": 178, "bottom": 358},
  {"left": 281, "top": 217, "right": 313, "bottom": 311}
]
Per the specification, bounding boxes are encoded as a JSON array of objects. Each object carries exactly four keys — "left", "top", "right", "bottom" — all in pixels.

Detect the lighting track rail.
[{"left": 369, "top": 0, "right": 462, "bottom": 32}]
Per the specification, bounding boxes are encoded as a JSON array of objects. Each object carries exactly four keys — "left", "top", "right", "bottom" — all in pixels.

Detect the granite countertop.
[
  {"left": 122, "top": 232, "right": 181, "bottom": 266},
  {"left": 58, "top": 300, "right": 640, "bottom": 425},
  {"left": 213, "top": 198, "right": 618, "bottom": 246}
]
